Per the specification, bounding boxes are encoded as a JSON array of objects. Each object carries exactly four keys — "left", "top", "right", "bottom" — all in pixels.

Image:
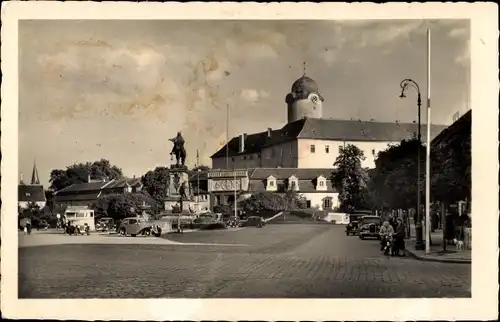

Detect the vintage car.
[
  {"left": 96, "top": 217, "right": 115, "bottom": 232},
  {"left": 118, "top": 217, "right": 162, "bottom": 237},
  {"left": 345, "top": 220, "right": 360, "bottom": 236},
  {"left": 358, "top": 215, "right": 382, "bottom": 240},
  {"left": 239, "top": 216, "right": 265, "bottom": 228}
]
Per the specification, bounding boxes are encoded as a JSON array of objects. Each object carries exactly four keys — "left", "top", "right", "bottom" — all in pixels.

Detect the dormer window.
[
  {"left": 266, "top": 175, "right": 277, "bottom": 191},
  {"left": 316, "top": 175, "right": 327, "bottom": 191},
  {"left": 288, "top": 175, "right": 299, "bottom": 191}
]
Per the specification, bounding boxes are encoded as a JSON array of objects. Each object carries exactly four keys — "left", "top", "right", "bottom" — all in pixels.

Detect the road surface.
[{"left": 18, "top": 224, "right": 471, "bottom": 298}]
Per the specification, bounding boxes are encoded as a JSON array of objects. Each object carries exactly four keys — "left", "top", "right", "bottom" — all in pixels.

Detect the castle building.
[
  {"left": 211, "top": 73, "right": 447, "bottom": 170},
  {"left": 202, "top": 72, "right": 447, "bottom": 212}
]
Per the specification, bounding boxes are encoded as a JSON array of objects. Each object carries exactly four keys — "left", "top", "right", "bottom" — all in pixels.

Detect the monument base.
[{"left": 170, "top": 164, "right": 188, "bottom": 171}]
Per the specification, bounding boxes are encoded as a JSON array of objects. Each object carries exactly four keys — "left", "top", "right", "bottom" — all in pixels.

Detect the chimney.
[
  {"left": 267, "top": 128, "right": 272, "bottom": 137},
  {"left": 239, "top": 133, "right": 247, "bottom": 153},
  {"left": 133, "top": 174, "right": 136, "bottom": 179}
]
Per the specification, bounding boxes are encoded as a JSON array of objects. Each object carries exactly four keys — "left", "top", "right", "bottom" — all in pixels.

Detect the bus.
[{"left": 64, "top": 206, "right": 96, "bottom": 231}]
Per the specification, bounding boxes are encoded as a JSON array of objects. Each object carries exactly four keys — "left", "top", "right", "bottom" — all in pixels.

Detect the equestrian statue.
[{"left": 169, "top": 132, "right": 187, "bottom": 166}]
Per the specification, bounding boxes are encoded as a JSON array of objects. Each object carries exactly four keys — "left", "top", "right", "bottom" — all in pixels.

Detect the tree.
[
  {"left": 239, "top": 192, "right": 286, "bottom": 213},
  {"left": 45, "top": 190, "right": 55, "bottom": 211},
  {"left": 141, "top": 167, "right": 170, "bottom": 207},
  {"left": 367, "top": 138, "right": 424, "bottom": 210},
  {"left": 192, "top": 165, "right": 210, "bottom": 172},
  {"left": 430, "top": 112, "right": 471, "bottom": 204},
  {"left": 331, "top": 144, "right": 368, "bottom": 212},
  {"left": 19, "top": 202, "right": 41, "bottom": 218},
  {"left": 283, "top": 190, "right": 307, "bottom": 211},
  {"left": 49, "top": 159, "right": 123, "bottom": 191},
  {"left": 92, "top": 191, "right": 159, "bottom": 220}
]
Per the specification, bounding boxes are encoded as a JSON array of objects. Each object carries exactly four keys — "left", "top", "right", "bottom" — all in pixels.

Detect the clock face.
[{"left": 309, "top": 94, "right": 319, "bottom": 105}]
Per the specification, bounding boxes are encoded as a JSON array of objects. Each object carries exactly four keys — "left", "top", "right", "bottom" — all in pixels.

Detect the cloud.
[
  {"left": 455, "top": 39, "right": 470, "bottom": 66},
  {"left": 319, "top": 49, "right": 339, "bottom": 67},
  {"left": 448, "top": 27, "right": 469, "bottom": 39},
  {"left": 358, "top": 21, "right": 424, "bottom": 47},
  {"left": 240, "top": 89, "right": 269, "bottom": 103}
]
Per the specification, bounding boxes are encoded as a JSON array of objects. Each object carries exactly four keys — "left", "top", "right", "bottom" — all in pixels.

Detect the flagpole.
[
  {"left": 425, "top": 29, "right": 432, "bottom": 255},
  {"left": 226, "top": 104, "right": 229, "bottom": 169}
]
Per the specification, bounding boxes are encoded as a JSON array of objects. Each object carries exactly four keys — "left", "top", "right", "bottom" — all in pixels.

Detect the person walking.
[{"left": 394, "top": 217, "right": 406, "bottom": 256}]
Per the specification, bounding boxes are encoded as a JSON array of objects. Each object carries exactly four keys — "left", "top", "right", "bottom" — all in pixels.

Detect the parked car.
[
  {"left": 36, "top": 219, "right": 50, "bottom": 230},
  {"left": 96, "top": 217, "right": 115, "bottom": 232},
  {"left": 358, "top": 215, "right": 382, "bottom": 240},
  {"left": 345, "top": 220, "right": 360, "bottom": 236},
  {"left": 118, "top": 217, "right": 161, "bottom": 237},
  {"left": 239, "top": 216, "right": 265, "bottom": 228}
]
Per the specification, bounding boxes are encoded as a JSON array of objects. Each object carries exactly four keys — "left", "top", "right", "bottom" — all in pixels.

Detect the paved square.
[{"left": 18, "top": 224, "right": 471, "bottom": 298}]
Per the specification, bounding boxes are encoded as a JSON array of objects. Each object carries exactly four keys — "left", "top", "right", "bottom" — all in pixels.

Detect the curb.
[{"left": 405, "top": 249, "right": 471, "bottom": 264}]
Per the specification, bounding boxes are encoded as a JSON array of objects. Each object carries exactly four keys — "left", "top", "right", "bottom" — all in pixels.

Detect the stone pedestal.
[{"left": 164, "top": 164, "right": 192, "bottom": 212}]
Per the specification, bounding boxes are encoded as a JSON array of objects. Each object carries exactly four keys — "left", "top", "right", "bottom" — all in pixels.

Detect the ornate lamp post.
[{"left": 399, "top": 78, "right": 424, "bottom": 250}]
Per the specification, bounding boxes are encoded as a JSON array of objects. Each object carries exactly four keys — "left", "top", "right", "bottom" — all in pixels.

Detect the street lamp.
[
  {"left": 399, "top": 78, "right": 424, "bottom": 251},
  {"left": 197, "top": 168, "right": 201, "bottom": 203}
]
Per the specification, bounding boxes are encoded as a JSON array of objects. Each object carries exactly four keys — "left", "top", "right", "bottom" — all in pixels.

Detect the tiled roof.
[
  {"left": 431, "top": 110, "right": 471, "bottom": 148},
  {"left": 211, "top": 120, "right": 305, "bottom": 158},
  {"left": 56, "top": 181, "right": 108, "bottom": 194},
  {"left": 248, "top": 168, "right": 334, "bottom": 180},
  {"left": 248, "top": 179, "right": 336, "bottom": 193},
  {"left": 211, "top": 118, "right": 448, "bottom": 158},
  {"left": 102, "top": 177, "right": 142, "bottom": 189},
  {"left": 247, "top": 168, "right": 336, "bottom": 193},
  {"left": 18, "top": 185, "right": 46, "bottom": 202},
  {"left": 56, "top": 177, "right": 140, "bottom": 195},
  {"left": 54, "top": 192, "right": 101, "bottom": 202}
]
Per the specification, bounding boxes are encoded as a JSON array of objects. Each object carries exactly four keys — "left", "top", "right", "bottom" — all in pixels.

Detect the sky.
[{"left": 18, "top": 19, "right": 470, "bottom": 187}]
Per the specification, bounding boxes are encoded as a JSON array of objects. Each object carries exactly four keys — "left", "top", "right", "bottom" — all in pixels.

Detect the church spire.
[{"left": 31, "top": 158, "right": 40, "bottom": 185}]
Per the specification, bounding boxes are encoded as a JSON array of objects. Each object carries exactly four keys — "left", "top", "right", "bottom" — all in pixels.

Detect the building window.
[
  {"left": 243, "top": 156, "right": 247, "bottom": 160},
  {"left": 25, "top": 192, "right": 31, "bottom": 197},
  {"left": 319, "top": 181, "right": 324, "bottom": 187},
  {"left": 306, "top": 200, "right": 311, "bottom": 208},
  {"left": 372, "top": 149, "right": 375, "bottom": 155},
  {"left": 269, "top": 180, "right": 275, "bottom": 187},
  {"left": 290, "top": 181, "right": 296, "bottom": 190},
  {"left": 325, "top": 145, "right": 330, "bottom": 153},
  {"left": 323, "top": 198, "right": 332, "bottom": 210},
  {"left": 310, "top": 145, "right": 316, "bottom": 153},
  {"left": 249, "top": 155, "right": 253, "bottom": 160}
]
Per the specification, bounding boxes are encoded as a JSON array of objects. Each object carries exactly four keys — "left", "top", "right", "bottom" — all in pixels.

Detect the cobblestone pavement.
[{"left": 18, "top": 225, "right": 471, "bottom": 298}]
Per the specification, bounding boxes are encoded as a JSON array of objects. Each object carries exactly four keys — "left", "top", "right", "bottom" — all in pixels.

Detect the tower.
[
  {"left": 285, "top": 62, "right": 324, "bottom": 123},
  {"left": 31, "top": 158, "right": 40, "bottom": 185}
]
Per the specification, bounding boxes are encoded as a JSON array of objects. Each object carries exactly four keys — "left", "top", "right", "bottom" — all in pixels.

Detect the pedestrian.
[
  {"left": 393, "top": 217, "right": 406, "bottom": 256},
  {"left": 379, "top": 221, "right": 394, "bottom": 251}
]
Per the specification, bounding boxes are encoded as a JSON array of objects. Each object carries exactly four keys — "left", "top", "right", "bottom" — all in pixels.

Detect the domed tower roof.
[{"left": 291, "top": 75, "right": 319, "bottom": 95}]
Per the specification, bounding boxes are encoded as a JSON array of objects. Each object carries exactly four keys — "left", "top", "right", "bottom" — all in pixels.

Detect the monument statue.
[{"left": 169, "top": 132, "right": 187, "bottom": 166}]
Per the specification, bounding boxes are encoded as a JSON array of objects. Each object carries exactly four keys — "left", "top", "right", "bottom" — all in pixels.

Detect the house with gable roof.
[
  {"left": 54, "top": 175, "right": 144, "bottom": 208},
  {"left": 18, "top": 160, "right": 47, "bottom": 209}
]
